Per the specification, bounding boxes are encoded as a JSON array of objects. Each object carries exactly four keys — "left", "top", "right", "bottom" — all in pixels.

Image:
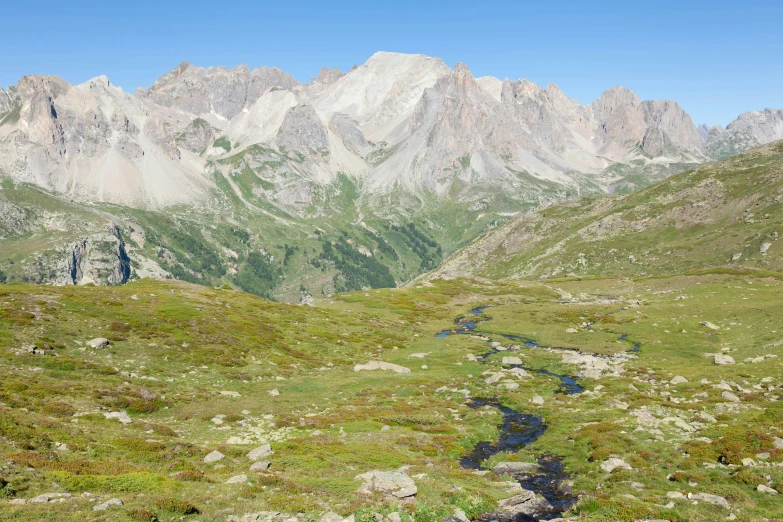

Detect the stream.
[{"left": 435, "top": 306, "right": 580, "bottom": 520}]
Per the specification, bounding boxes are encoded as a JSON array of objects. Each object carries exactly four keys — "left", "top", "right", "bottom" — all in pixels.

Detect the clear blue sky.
[{"left": 2, "top": 0, "right": 780, "bottom": 126}]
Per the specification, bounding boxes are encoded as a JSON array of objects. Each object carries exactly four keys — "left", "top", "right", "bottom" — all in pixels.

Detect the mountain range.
[{"left": 1, "top": 52, "right": 781, "bottom": 300}]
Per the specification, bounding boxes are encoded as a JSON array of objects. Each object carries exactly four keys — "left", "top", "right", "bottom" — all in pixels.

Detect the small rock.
[
  {"left": 670, "top": 376, "right": 688, "bottom": 385},
  {"left": 268, "top": 389, "right": 280, "bottom": 396},
  {"left": 731, "top": 253, "right": 743, "bottom": 261},
  {"left": 531, "top": 395, "right": 544, "bottom": 405},
  {"left": 29, "top": 493, "right": 73, "bottom": 504},
  {"left": 773, "top": 437, "right": 783, "bottom": 450},
  {"left": 721, "top": 391, "right": 741, "bottom": 403},
  {"left": 700, "top": 322, "right": 720, "bottom": 331},
  {"left": 666, "top": 491, "right": 684, "bottom": 499},
  {"left": 757, "top": 484, "right": 778, "bottom": 494},
  {"left": 86, "top": 338, "right": 109, "bottom": 349},
  {"left": 741, "top": 457, "right": 756, "bottom": 467},
  {"left": 760, "top": 242, "right": 772, "bottom": 253},
  {"left": 204, "top": 450, "right": 225, "bottom": 463},
  {"left": 502, "top": 356, "right": 524, "bottom": 365},
  {"left": 565, "top": 328, "right": 578, "bottom": 333},
  {"left": 93, "top": 498, "right": 123, "bottom": 511}
]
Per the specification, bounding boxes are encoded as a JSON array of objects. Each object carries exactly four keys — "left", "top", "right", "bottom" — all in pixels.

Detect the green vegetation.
[
  {"left": 213, "top": 136, "right": 232, "bottom": 152},
  {"left": 0, "top": 273, "right": 781, "bottom": 521}
]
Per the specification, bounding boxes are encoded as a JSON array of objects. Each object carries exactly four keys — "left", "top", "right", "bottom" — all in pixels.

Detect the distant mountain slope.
[
  {"left": 429, "top": 141, "right": 783, "bottom": 281},
  {"left": 1, "top": 52, "right": 781, "bottom": 299}
]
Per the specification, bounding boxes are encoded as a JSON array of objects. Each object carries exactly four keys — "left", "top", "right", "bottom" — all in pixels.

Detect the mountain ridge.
[{"left": 1, "top": 52, "right": 781, "bottom": 300}]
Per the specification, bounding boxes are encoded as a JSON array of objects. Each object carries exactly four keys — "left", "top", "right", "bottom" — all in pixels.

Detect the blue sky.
[{"left": 2, "top": 0, "right": 780, "bottom": 126}]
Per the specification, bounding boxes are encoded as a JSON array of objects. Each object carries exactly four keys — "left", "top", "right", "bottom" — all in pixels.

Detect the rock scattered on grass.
[
  {"left": 355, "top": 470, "right": 417, "bottom": 498},
  {"left": 103, "top": 411, "right": 132, "bottom": 424},
  {"left": 353, "top": 361, "right": 411, "bottom": 374},
  {"left": 86, "top": 337, "right": 109, "bottom": 349},
  {"left": 204, "top": 450, "right": 225, "bottom": 463},
  {"left": 93, "top": 498, "right": 123, "bottom": 511},
  {"left": 600, "top": 458, "right": 632, "bottom": 473},
  {"left": 247, "top": 444, "right": 273, "bottom": 461},
  {"left": 250, "top": 460, "right": 270, "bottom": 471}
]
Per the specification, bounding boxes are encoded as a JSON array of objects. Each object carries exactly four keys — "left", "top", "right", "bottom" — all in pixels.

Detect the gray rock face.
[
  {"left": 176, "top": 118, "right": 219, "bottom": 152},
  {"left": 61, "top": 225, "right": 130, "bottom": 286},
  {"left": 329, "top": 113, "right": 371, "bottom": 157},
  {"left": 140, "top": 61, "right": 299, "bottom": 120},
  {"left": 726, "top": 108, "right": 783, "bottom": 145},
  {"left": 592, "top": 87, "right": 702, "bottom": 158},
  {"left": 276, "top": 103, "right": 329, "bottom": 152},
  {"left": 0, "top": 87, "right": 15, "bottom": 117}
]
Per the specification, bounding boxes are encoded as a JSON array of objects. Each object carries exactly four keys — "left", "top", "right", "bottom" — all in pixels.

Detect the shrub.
[
  {"left": 128, "top": 508, "right": 158, "bottom": 521},
  {"left": 155, "top": 497, "right": 199, "bottom": 514},
  {"left": 42, "top": 401, "right": 75, "bottom": 417}
]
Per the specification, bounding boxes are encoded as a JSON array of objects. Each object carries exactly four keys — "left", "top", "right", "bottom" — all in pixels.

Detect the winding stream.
[{"left": 435, "top": 306, "right": 580, "bottom": 520}]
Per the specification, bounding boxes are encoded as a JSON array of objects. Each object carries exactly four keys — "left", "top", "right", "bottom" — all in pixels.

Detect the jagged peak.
[
  {"left": 78, "top": 75, "right": 114, "bottom": 90},
  {"left": 150, "top": 61, "right": 192, "bottom": 91}
]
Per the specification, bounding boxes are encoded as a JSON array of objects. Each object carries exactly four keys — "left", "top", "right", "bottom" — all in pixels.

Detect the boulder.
[
  {"left": 670, "top": 376, "right": 688, "bottom": 384},
  {"left": 757, "top": 484, "right": 778, "bottom": 494},
  {"left": 247, "top": 444, "right": 273, "bottom": 461},
  {"left": 204, "top": 450, "right": 225, "bottom": 463},
  {"left": 493, "top": 462, "right": 539, "bottom": 474},
  {"left": 721, "top": 391, "right": 741, "bottom": 403},
  {"left": 501, "top": 356, "right": 524, "bottom": 365},
  {"left": 600, "top": 458, "right": 632, "bottom": 473},
  {"left": 760, "top": 242, "right": 772, "bottom": 253},
  {"left": 689, "top": 492, "right": 729, "bottom": 508},
  {"left": 353, "top": 361, "right": 411, "bottom": 374},
  {"left": 86, "top": 337, "right": 110, "bottom": 349},
  {"left": 227, "top": 474, "right": 248, "bottom": 484},
  {"left": 250, "top": 460, "right": 271, "bottom": 471},
  {"left": 104, "top": 411, "right": 132, "bottom": 424},
  {"left": 93, "top": 498, "right": 123, "bottom": 511},
  {"left": 498, "top": 489, "right": 552, "bottom": 517},
  {"left": 355, "top": 470, "right": 417, "bottom": 498},
  {"left": 714, "top": 355, "right": 735, "bottom": 365}
]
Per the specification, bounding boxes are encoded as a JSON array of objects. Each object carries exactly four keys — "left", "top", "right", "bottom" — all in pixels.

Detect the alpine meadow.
[{"left": 1, "top": 8, "right": 783, "bottom": 521}]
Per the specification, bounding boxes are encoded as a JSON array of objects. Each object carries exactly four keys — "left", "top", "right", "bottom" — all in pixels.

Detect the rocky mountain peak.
[{"left": 150, "top": 61, "right": 192, "bottom": 91}]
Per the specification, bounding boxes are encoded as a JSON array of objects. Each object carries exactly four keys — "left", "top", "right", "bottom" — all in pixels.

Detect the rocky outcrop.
[
  {"left": 176, "top": 118, "right": 219, "bottom": 152},
  {"left": 276, "top": 103, "right": 329, "bottom": 152},
  {"left": 60, "top": 224, "right": 131, "bottom": 286}
]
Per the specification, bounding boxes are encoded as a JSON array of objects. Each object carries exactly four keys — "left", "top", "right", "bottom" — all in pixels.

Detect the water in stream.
[{"left": 435, "top": 306, "right": 580, "bottom": 520}]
